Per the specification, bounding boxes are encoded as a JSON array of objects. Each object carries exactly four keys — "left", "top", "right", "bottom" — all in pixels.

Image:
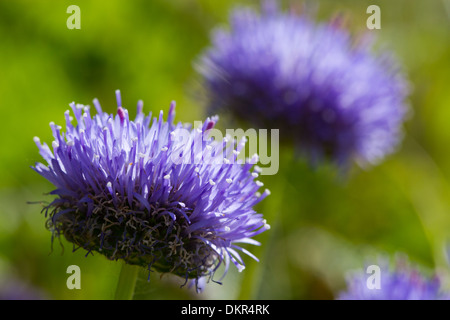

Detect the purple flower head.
[
  {"left": 339, "top": 259, "right": 450, "bottom": 300},
  {"left": 196, "top": 0, "right": 410, "bottom": 168},
  {"left": 32, "top": 90, "right": 270, "bottom": 286}
]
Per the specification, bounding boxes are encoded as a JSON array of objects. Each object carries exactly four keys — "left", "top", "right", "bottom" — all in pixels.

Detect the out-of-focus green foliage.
[{"left": 0, "top": 0, "right": 449, "bottom": 299}]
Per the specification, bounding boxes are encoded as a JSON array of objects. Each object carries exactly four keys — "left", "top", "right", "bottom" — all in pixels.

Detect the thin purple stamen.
[
  {"left": 205, "top": 120, "right": 215, "bottom": 131},
  {"left": 137, "top": 100, "right": 144, "bottom": 115},
  {"left": 117, "top": 106, "right": 126, "bottom": 124},
  {"left": 115, "top": 89, "right": 122, "bottom": 107}
]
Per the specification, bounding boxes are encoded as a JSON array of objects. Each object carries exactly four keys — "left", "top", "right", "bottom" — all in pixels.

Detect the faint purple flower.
[
  {"left": 0, "top": 278, "right": 48, "bottom": 300},
  {"left": 32, "top": 90, "right": 270, "bottom": 286},
  {"left": 339, "top": 258, "right": 450, "bottom": 300},
  {"left": 196, "top": 0, "right": 410, "bottom": 168}
]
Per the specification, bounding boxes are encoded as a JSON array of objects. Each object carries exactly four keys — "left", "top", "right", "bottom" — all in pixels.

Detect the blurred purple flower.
[
  {"left": 0, "top": 278, "right": 48, "bottom": 300},
  {"left": 339, "top": 259, "right": 449, "bottom": 300},
  {"left": 32, "top": 90, "right": 270, "bottom": 286},
  {"left": 196, "top": 0, "right": 410, "bottom": 168}
]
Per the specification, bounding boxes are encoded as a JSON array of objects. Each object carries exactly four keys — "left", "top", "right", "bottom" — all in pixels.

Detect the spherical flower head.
[
  {"left": 32, "top": 90, "right": 270, "bottom": 286},
  {"left": 339, "top": 259, "right": 450, "bottom": 300},
  {"left": 196, "top": 0, "right": 410, "bottom": 168}
]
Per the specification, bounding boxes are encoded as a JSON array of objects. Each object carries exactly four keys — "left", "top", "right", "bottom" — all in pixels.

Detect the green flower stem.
[
  {"left": 237, "top": 185, "right": 287, "bottom": 300},
  {"left": 114, "top": 262, "right": 139, "bottom": 300},
  {"left": 237, "top": 149, "right": 293, "bottom": 300},
  {"left": 385, "top": 138, "right": 450, "bottom": 269}
]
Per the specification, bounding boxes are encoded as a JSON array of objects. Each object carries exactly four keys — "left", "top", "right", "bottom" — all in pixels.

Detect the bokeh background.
[{"left": 0, "top": 0, "right": 449, "bottom": 299}]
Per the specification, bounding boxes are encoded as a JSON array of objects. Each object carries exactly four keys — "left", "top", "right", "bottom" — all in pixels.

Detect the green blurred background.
[{"left": 0, "top": 0, "right": 449, "bottom": 299}]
